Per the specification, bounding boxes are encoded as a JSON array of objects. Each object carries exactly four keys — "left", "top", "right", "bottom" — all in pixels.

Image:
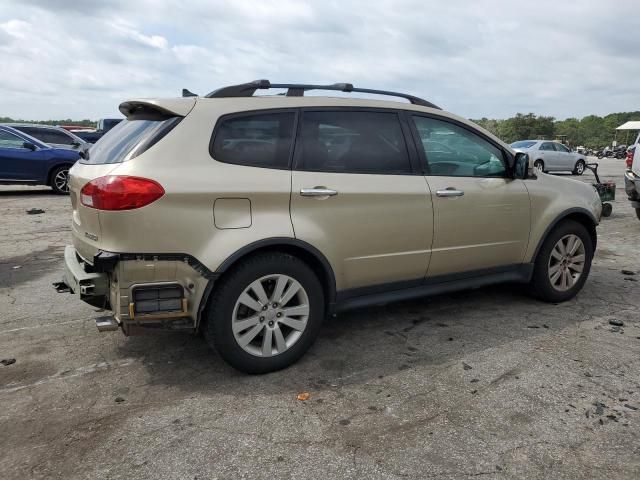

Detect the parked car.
[
  {"left": 73, "top": 118, "right": 123, "bottom": 143},
  {"left": 59, "top": 80, "right": 602, "bottom": 373},
  {"left": 0, "top": 125, "right": 80, "bottom": 193},
  {"left": 624, "top": 132, "right": 640, "bottom": 220},
  {"left": 3, "top": 123, "right": 90, "bottom": 151},
  {"left": 510, "top": 140, "right": 587, "bottom": 175}
]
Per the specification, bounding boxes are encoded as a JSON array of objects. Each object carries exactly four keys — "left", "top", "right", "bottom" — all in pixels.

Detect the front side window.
[
  {"left": 412, "top": 116, "right": 507, "bottom": 177},
  {"left": 0, "top": 130, "right": 28, "bottom": 149},
  {"left": 295, "top": 110, "right": 412, "bottom": 174},
  {"left": 211, "top": 112, "right": 295, "bottom": 169},
  {"left": 553, "top": 143, "right": 569, "bottom": 153}
]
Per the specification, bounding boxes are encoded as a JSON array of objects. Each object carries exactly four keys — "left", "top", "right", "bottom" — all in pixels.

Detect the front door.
[
  {"left": 290, "top": 109, "right": 433, "bottom": 292},
  {"left": 410, "top": 115, "right": 530, "bottom": 278},
  {"left": 0, "top": 129, "right": 44, "bottom": 180}
]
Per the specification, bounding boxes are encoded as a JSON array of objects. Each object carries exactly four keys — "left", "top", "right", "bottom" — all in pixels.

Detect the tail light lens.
[
  {"left": 626, "top": 150, "right": 634, "bottom": 169},
  {"left": 80, "top": 176, "right": 164, "bottom": 210}
]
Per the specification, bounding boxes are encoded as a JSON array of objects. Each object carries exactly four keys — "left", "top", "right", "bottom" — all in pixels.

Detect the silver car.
[{"left": 511, "top": 140, "right": 587, "bottom": 175}]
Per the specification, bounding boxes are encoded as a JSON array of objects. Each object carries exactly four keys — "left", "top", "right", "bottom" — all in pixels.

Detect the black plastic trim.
[
  {"left": 333, "top": 264, "right": 534, "bottom": 313},
  {"left": 530, "top": 207, "right": 598, "bottom": 262}
]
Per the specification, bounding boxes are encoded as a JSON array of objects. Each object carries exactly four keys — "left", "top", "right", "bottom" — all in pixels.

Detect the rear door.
[
  {"left": 410, "top": 114, "right": 530, "bottom": 278},
  {"left": 290, "top": 109, "right": 433, "bottom": 292},
  {"left": 0, "top": 129, "right": 45, "bottom": 180},
  {"left": 539, "top": 142, "right": 558, "bottom": 170}
]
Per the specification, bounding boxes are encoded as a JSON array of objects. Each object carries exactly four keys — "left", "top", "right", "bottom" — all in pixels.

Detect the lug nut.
[
  {"left": 262, "top": 305, "right": 268, "bottom": 311},
  {"left": 272, "top": 303, "right": 278, "bottom": 308},
  {"left": 268, "top": 321, "right": 274, "bottom": 327},
  {"left": 276, "top": 312, "right": 282, "bottom": 318},
  {"left": 260, "top": 316, "right": 265, "bottom": 322}
]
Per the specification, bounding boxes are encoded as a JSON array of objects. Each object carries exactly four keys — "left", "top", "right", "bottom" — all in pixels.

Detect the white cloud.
[{"left": 0, "top": 0, "right": 638, "bottom": 120}]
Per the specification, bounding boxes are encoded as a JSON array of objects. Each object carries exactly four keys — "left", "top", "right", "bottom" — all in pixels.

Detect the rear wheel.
[
  {"left": 50, "top": 166, "right": 70, "bottom": 194},
  {"left": 533, "top": 159, "right": 545, "bottom": 173},
  {"left": 530, "top": 220, "right": 593, "bottom": 302},
  {"left": 204, "top": 252, "right": 325, "bottom": 374},
  {"left": 573, "top": 159, "right": 585, "bottom": 175}
]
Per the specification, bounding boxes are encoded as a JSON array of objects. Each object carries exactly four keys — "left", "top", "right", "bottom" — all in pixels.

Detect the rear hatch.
[{"left": 69, "top": 98, "right": 195, "bottom": 263}]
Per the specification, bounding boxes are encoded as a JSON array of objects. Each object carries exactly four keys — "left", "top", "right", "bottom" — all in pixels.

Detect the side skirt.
[{"left": 332, "top": 264, "right": 534, "bottom": 313}]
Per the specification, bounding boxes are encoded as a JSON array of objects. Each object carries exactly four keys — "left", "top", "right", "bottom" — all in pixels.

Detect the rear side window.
[
  {"left": 211, "top": 112, "right": 295, "bottom": 169},
  {"left": 540, "top": 142, "right": 555, "bottom": 151},
  {"left": 295, "top": 110, "right": 412, "bottom": 174},
  {"left": 82, "top": 117, "right": 180, "bottom": 164},
  {"left": 510, "top": 140, "right": 536, "bottom": 149},
  {"left": 18, "top": 127, "right": 75, "bottom": 146}
]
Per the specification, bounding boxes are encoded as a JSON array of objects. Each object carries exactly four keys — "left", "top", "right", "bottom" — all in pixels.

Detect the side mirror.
[
  {"left": 513, "top": 152, "right": 530, "bottom": 179},
  {"left": 22, "top": 142, "right": 37, "bottom": 151}
]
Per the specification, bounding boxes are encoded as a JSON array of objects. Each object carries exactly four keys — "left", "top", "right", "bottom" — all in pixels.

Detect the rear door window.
[
  {"left": 294, "top": 110, "right": 412, "bottom": 174},
  {"left": 211, "top": 111, "right": 296, "bottom": 169},
  {"left": 82, "top": 117, "right": 180, "bottom": 164},
  {"left": 23, "top": 128, "right": 76, "bottom": 145}
]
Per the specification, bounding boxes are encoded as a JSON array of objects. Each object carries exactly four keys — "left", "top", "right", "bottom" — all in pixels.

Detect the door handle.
[
  {"left": 300, "top": 187, "right": 338, "bottom": 197},
  {"left": 436, "top": 188, "right": 464, "bottom": 197}
]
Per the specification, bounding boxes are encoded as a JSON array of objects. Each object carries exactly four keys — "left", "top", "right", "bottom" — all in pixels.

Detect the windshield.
[
  {"left": 510, "top": 141, "right": 537, "bottom": 149},
  {"left": 82, "top": 117, "right": 178, "bottom": 164}
]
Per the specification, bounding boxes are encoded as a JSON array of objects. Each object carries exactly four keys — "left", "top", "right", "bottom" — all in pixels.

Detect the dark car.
[
  {"left": 0, "top": 125, "right": 80, "bottom": 194},
  {"left": 73, "top": 118, "right": 123, "bottom": 143},
  {"left": 3, "top": 123, "right": 90, "bottom": 151}
]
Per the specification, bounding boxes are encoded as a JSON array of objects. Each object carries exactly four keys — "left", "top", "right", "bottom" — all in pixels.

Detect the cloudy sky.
[{"left": 0, "top": 0, "right": 638, "bottom": 121}]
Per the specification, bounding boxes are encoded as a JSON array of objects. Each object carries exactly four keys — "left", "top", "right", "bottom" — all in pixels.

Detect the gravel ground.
[{"left": 1, "top": 157, "right": 639, "bottom": 479}]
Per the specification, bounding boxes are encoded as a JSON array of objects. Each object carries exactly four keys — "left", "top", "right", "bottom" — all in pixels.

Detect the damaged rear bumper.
[{"left": 57, "top": 246, "right": 215, "bottom": 335}]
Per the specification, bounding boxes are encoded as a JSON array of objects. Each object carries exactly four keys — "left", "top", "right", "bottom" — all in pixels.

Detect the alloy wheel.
[
  {"left": 548, "top": 234, "right": 585, "bottom": 291},
  {"left": 232, "top": 274, "right": 309, "bottom": 357},
  {"left": 54, "top": 169, "right": 69, "bottom": 193}
]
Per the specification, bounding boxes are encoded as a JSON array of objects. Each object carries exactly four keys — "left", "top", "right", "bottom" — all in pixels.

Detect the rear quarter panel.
[{"left": 96, "top": 100, "right": 295, "bottom": 272}]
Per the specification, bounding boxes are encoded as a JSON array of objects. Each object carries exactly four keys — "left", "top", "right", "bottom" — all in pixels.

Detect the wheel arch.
[
  {"left": 215, "top": 237, "right": 337, "bottom": 306},
  {"left": 46, "top": 162, "right": 74, "bottom": 186},
  {"left": 531, "top": 208, "right": 597, "bottom": 262}
]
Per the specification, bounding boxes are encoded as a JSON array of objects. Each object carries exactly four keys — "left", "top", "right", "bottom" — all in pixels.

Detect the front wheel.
[
  {"left": 573, "top": 160, "right": 585, "bottom": 175},
  {"left": 530, "top": 220, "right": 594, "bottom": 303},
  {"left": 50, "top": 166, "right": 70, "bottom": 194},
  {"left": 204, "top": 253, "right": 325, "bottom": 374}
]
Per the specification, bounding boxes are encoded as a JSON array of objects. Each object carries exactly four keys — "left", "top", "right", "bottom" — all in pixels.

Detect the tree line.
[
  {"left": 0, "top": 117, "right": 95, "bottom": 127},
  {"left": 472, "top": 112, "right": 640, "bottom": 148}
]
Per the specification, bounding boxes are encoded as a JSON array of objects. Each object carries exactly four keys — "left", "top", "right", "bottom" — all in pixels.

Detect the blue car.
[{"left": 0, "top": 125, "right": 80, "bottom": 194}]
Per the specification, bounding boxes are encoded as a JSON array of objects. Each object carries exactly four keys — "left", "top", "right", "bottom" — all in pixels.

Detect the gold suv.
[{"left": 60, "top": 80, "right": 602, "bottom": 373}]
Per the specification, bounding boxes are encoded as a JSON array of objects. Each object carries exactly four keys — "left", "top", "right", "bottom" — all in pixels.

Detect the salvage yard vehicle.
[
  {"left": 624, "top": 132, "right": 640, "bottom": 220},
  {"left": 59, "top": 80, "right": 602, "bottom": 373},
  {"left": 4, "top": 123, "right": 90, "bottom": 151},
  {"left": 0, "top": 125, "right": 80, "bottom": 193},
  {"left": 511, "top": 140, "right": 588, "bottom": 175}
]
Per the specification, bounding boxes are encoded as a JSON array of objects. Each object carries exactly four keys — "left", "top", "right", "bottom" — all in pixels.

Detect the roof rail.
[{"left": 204, "top": 80, "right": 441, "bottom": 110}]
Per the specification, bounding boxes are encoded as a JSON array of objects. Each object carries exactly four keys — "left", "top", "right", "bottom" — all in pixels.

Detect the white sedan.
[{"left": 511, "top": 140, "right": 587, "bottom": 175}]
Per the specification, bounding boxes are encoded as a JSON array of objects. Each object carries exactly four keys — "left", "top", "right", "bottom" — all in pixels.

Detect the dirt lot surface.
[{"left": 1, "top": 157, "right": 639, "bottom": 479}]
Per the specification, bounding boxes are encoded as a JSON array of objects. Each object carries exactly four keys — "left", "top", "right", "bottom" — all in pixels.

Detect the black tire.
[
  {"left": 533, "top": 159, "right": 545, "bottom": 173},
  {"left": 50, "top": 165, "right": 70, "bottom": 194},
  {"left": 573, "top": 159, "right": 585, "bottom": 176},
  {"left": 601, "top": 203, "right": 612, "bottom": 217},
  {"left": 204, "top": 252, "right": 325, "bottom": 374},
  {"left": 530, "top": 220, "right": 594, "bottom": 303}
]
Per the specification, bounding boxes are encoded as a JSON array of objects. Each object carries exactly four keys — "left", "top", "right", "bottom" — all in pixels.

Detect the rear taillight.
[
  {"left": 626, "top": 150, "right": 634, "bottom": 169},
  {"left": 80, "top": 176, "right": 164, "bottom": 210}
]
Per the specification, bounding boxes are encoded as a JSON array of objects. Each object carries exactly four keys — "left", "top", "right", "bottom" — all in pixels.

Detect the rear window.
[
  {"left": 210, "top": 111, "right": 296, "bottom": 169},
  {"left": 82, "top": 117, "right": 180, "bottom": 164},
  {"left": 510, "top": 141, "right": 536, "bottom": 149}
]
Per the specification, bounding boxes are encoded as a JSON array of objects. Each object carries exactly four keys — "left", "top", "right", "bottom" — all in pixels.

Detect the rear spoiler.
[{"left": 118, "top": 98, "right": 196, "bottom": 120}]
